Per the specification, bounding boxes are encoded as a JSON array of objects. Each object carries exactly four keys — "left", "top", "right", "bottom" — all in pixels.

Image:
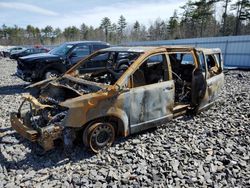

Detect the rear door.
[
  {"left": 79, "top": 52, "right": 110, "bottom": 73},
  {"left": 191, "top": 50, "right": 207, "bottom": 107},
  {"left": 197, "top": 51, "right": 224, "bottom": 111},
  {"left": 83, "top": 44, "right": 110, "bottom": 71}
]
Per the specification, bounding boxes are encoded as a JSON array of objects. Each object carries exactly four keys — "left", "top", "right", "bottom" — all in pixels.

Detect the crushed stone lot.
[{"left": 0, "top": 57, "right": 249, "bottom": 187}]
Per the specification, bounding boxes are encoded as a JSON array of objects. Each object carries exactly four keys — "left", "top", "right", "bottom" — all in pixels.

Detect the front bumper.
[
  {"left": 10, "top": 112, "right": 63, "bottom": 151},
  {"left": 10, "top": 112, "right": 38, "bottom": 142},
  {"left": 16, "top": 69, "right": 33, "bottom": 82}
]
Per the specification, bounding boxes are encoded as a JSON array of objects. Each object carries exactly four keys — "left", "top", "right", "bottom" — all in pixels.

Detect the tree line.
[{"left": 0, "top": 0, "right": 249, "bottom": 46}]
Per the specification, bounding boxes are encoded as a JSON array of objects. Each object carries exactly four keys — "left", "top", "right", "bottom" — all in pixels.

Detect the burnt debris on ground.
[{"left": 0, "top": 58, "right": 249, "bottom": 187}]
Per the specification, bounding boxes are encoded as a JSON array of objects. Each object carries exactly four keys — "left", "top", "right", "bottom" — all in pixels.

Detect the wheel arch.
[
  {"left": 39, "top": 62, "right": 66, "bottom": 78},
  {"left": 82, "top": 112, "right": 129, "bottom": 138}
]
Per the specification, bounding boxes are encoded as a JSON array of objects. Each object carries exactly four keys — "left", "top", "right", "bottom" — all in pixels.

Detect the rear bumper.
[{"left": 10, "top": 112, "right": 63, "bottom": 151}]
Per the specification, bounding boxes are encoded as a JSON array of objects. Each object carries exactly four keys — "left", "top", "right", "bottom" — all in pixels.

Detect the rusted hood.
[
  {"left": 26, "top": 74, "right": 111, "bottom": 107},
  {"left": 29, "top": 73, "right": 107, "bottom": 92}
]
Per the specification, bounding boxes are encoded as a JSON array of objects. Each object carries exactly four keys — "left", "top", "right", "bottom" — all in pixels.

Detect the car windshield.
[{"left": 49, "top": 44, "right": 73, "bottom": 56}]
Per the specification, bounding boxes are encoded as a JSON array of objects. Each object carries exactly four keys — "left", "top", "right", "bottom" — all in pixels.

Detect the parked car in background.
[
  {"left": 10, "top": 47, "right": 49, "bottom": 60},
  {"left": 10, "top": 46, "right": 224, "bottom": 153},
  {"left": 3, "top": 46, "right": 27, "bottom": 57},
  {"left": 0, "top": 48, "right": 4, "bottom": 57},
  {"left": 16, "top": 41, "right": 110, "bottom": 82}
]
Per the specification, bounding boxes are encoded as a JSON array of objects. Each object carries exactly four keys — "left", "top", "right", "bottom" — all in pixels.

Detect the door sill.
[{"left": 173, "top": 104, "right": 190, "bottom": 117}]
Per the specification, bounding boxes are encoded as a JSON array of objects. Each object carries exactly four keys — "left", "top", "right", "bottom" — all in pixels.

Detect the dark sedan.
[{"left": 10, "top": 47, "right": 49, "bottom": 60}]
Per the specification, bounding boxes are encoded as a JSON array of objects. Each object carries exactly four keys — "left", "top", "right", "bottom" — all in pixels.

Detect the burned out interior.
[
  {"left": 169, "top": 52, "right": 195, "bottom": 104},
  {"left": 129, "top": 51, "right": 195, "bottom": 105},
  {"left": 205, "top": 53, "right": 222, "bottom": 78}
]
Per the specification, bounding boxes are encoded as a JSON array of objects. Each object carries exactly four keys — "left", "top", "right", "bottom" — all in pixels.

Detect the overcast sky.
[
  {"left": 0, "top": 0, "right": 189, "bottom": 28},
  {"left": 0, "top": 0, "right": 232, "bottom": 29}
]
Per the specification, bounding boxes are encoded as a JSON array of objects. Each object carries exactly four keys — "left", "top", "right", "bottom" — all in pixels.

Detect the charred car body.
[
  {"left": 16, "top": 41, "right": 110, "bottom": 82},
  {"left": 10, "top": 46, "right": 224, "bottom": 153}
]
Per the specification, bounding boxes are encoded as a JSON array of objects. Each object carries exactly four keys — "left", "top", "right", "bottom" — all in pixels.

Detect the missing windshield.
[{"left": 71, "top": 51, "right": 140, "bottom": 85}]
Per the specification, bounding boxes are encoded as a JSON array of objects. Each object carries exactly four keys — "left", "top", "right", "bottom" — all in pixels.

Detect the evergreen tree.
[
  {"left": 132, "top": 21, "right": 141, "bottom": 41},
  {"left": 231, "top": 0, "right": 250, "bottom": 35},
  {"left": 221, "top": 0, "right": 232, "bottom": 35},
  {"left": 117, "top": 15, "right": 127, "bottom": 41},
  {"left": 100, "top": 17, "right": 111, "bottom": 42},
  {"left": 80, "top": 23, "right": 89, "bottom": 40},
  {"left": 63, "top": 26, "right": 80, "bottom": 41},
  {"left": 168, "top": 10, "right": 180, "bottom": 39}
]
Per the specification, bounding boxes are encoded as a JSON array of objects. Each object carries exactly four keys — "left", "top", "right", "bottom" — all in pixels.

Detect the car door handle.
[{"left": 164, "top": 86, "right": 173, "bottom": 91}]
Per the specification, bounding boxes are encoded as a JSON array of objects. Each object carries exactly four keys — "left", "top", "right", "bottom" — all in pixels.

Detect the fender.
[{"left": 106, "top": 107, "right": 129, "bottom": 137}]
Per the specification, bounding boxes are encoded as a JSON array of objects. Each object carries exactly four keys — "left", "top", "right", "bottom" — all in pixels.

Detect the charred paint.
[{"left": 10, "top": 46, "right": 225, "bottom": 152}]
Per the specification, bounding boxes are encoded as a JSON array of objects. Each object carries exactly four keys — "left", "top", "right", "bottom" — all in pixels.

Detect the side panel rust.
[
  {"left": 60, "top": 89, "right": 130, "bottom": 136},
  {"left": 198, "top": 73, "right": 224, "bottom": 111},
  {"left": 10, "top": 46, "right": 225, "bottom": 152},
  {"left": 129, "top": 80, "right": 174, "bottom": 126}
]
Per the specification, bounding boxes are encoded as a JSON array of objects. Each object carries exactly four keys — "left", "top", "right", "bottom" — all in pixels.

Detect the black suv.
[{"left": 16, "top": 41, "right": 110, "bottom": 82}]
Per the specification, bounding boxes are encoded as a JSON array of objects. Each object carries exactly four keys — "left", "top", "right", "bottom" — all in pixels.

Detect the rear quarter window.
[
  {"left": 72, "top": 45, "right": 90, "bottom": 57},
  {"left": 180, "top": 54, "right": 194, "bottom": 65},
  {"left": 93, "top": 45, "right": 109, "bottom": 52}
]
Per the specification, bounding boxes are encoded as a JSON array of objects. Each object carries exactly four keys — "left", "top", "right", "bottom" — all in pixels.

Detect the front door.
[
  {"left": 69, "top": 45, "right": 90, "bottom": 65},
  {"left": 128, "top": 53, "right": 175, "bottom": 133}
]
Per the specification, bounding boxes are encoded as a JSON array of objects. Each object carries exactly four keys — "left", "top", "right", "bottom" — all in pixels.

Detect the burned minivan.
[{"left": 10, "top": 46, "right": 224, "bottom": 153}]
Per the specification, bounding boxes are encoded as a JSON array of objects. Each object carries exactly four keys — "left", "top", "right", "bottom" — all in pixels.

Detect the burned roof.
[
  {"left": 99, "top": 46, "right": 160, "bottom": 53},
  {"left": 100, "top": 46, "right": 198, "bottom": 53},
  {"left": 64, "top": 41, "right": 110, "bottom": 45},
  {"left": 196, "top": 47, "right": 221, "bottom": 54},
  {"left": 100, "top": 46, "right": 221, "bottom": 54}
]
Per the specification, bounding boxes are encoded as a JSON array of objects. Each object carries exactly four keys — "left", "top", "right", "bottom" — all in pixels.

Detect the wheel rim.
[
  {"left": 88, "top": 123, "right": 115, "bottom": 153},
  {"left": 46, "top": 72, "right": 58, "bottom": 79}
]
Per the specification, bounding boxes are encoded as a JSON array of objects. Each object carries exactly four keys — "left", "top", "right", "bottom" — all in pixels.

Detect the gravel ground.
[{"left": 0, "top": 57, "right": 249, "bottom": 187}]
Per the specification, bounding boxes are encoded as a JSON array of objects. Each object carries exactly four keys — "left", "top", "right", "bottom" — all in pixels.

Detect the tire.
[
  {"left": 44, "top": 70, "right": 59, "bottom": 79},
  {"left": 83, "top": 122, "right": 115, "bottom": 153}
]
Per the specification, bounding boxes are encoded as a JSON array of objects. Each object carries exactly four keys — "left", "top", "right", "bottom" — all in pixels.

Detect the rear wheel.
[
  {"left": 83, "top": 122, "right": 115, "bottom": 153},
  {"left": 44, "top": 70, "right": 59, "bottom": 79}
]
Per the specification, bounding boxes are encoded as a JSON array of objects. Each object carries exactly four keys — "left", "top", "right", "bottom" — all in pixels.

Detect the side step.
[{"left": 173, "top": 104, "right": 189, "bottom": 117}]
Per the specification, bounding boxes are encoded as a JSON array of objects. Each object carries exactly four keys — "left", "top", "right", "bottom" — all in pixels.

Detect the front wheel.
[
  {"left": 83, "top": 122, "right": 115, "bottom": 153},
  {"left": 44, "top": 70, "right": 59, "bottom": 79}
]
